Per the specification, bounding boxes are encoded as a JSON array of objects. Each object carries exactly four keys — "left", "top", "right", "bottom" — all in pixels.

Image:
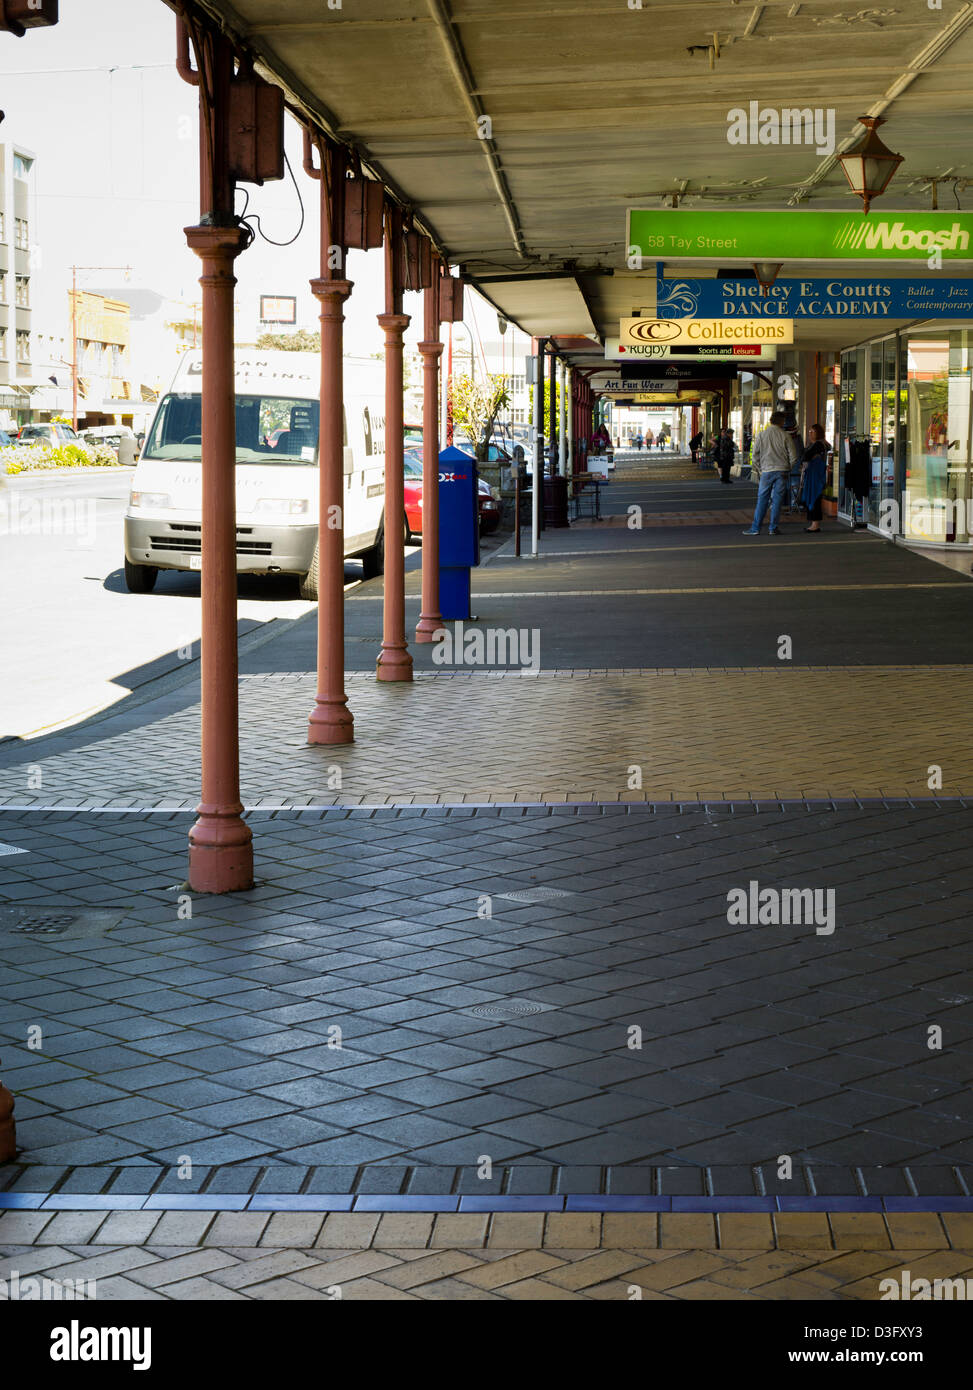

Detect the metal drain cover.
[
  {"left": 461, "top": 998, "right": 558, "bottom": 1021},
  {"left": 496, "top": 887, "right": 573, "bottom": 903},
  {"left": 0, "top": 906, "right": 123, "bottom": 941}
]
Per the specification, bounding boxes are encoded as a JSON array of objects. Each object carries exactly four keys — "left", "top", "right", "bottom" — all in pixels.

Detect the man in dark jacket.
[
  {"left": 714, "top": 427, "right": 736, "bottom": 484},
  {"left": 689, "top": 430, "right": 704, "bottom": 465}
]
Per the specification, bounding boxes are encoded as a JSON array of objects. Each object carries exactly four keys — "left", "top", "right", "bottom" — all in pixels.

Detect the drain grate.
[
  {"left": 10, "top": 912, "right": 78, "bottom": 936},
  {"left": 0, "top": 906, "right": 123, "bottom": 941},
  {"left": 496, "top": 887, "right": 574, "bottom": 903},
  {"left": 461, "top": 998, "right": 558, "bottom": 1021}
]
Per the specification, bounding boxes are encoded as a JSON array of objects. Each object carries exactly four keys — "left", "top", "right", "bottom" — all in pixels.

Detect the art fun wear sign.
[
  {"left": 604, "top": 338, "right": 778, "bottom": 361},
  {"left": 655, "top": 273, "right": 973, "bottom": 319},
  {"left": 627, "top": 209, "right": 973, "bottom": 261},
  {"left": 619, "top": 317, "right": 794, "bottom": 345}
]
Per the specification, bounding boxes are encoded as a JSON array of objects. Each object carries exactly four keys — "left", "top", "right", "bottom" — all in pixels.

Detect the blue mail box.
[{"left": 438, "top": 445, "right": 480, "bottom": 619}]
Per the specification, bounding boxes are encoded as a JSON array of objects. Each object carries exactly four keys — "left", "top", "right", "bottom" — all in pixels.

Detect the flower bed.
[{"left": 0, "top": 442, "right": 123, "bottom": 475}]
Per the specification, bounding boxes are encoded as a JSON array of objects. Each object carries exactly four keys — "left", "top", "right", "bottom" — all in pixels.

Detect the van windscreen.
[{"left": 142, "top": 392, "right": 320, "bottom": 465}]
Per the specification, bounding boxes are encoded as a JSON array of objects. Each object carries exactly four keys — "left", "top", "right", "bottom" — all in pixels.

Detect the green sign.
[{"left": 627, "top": 209, "right": 973, "bottom": 262}]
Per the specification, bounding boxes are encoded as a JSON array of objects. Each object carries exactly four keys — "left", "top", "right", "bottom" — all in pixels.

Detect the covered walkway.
[{"left": 2, "top": 473, "right": 972, "bottom": 1209}]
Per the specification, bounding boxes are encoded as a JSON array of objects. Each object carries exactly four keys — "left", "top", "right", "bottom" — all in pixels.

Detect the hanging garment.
[{"left": 845, "top": 439, "right": 871, "bottom": 501}]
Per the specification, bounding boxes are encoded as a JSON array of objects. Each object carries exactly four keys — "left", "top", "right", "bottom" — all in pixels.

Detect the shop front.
[{"left": 838, "top": 326, "right": 973, "bottom": 548}]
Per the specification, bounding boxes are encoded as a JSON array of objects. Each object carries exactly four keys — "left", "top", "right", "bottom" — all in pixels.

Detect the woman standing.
[{"left": 799, "top": 423, "right": 830, "bottom": 533}]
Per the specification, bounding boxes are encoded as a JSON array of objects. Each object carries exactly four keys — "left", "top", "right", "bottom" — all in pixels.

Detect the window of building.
[
  {"left": 0, "top": 271, "right": 6, "bottom": 302},
  {"left": 903, "top": 330, "right": 973, "bottom": 545},
  {"left": 0, "top": 212, "right": 5, "bottom": 241},
  {"left": 508, "top": 374, "right": 526, "bottom": 394},
  {"left": 13, "top": 153, "right": 33, "bottom": 181},
  {"left": 111, "top": 344, "right": 122, "bottom": 375},
  {"left": 16, "top": 330, "right": 30, "bottom": 362},
  {"left": 0, "top": 327, "right": 7, "bottom": 359},
  {"left": 15, "top": 275, "right": 29, "bottom": 308},
  {"left": 14, "top": 217, "right": 29, "bottom": 250}
]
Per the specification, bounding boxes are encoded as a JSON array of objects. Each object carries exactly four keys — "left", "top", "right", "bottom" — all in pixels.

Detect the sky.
[{"left": 0, "top": 0, "right": 528, "bottom": 371}]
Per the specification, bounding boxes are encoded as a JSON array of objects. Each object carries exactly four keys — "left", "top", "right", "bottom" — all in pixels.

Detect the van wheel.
[
  {"left": 299, "top": 543, "right": 319, "bottom": 601},
  {"left": 361, "top": 525, "right": 384, "bottom": 580},
  {"left": 124, "top": 559, "right": 158, "bottom": 593}
]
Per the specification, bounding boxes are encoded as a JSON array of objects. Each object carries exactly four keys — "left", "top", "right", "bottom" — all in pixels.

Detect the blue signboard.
[{"left": 656, "top": 270, "right": 973, "bottom": 320}]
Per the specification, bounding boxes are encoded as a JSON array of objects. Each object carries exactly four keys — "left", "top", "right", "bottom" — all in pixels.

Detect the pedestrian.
[
  {"left": 742, "top": 411, "right": 800, "bottom": 536},
  {"left": 689, "top": 430, "right": 703, "bottom": 465},
  {"left": 799, "top": 423, "right": 830, "bottom": 533},
  {"left": 645, "top": 429, "right": 654, "bottom": 451},
  {"left": 635, "top": 433, "right": 643, "bottom": 451},
  {"left": 714, "top": 426, "right": 736, "bottom": 484}
]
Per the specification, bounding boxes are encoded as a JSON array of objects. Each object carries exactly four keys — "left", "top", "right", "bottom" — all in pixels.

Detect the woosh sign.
[{"left": 627, "top": 210, "right": 973, "bottom": 262}]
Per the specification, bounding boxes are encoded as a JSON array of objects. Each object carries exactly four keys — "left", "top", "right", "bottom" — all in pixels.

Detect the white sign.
[
  {"left": 604, "top": 339, "right": 777, "bottom": 362},
  {"left": 619, "top": 317, "right": 794, "bottom": 346}
]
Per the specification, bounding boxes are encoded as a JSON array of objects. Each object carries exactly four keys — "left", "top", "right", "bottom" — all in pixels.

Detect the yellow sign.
[{"left": 619, "top": 317, "right": 794, "bottom": 346}]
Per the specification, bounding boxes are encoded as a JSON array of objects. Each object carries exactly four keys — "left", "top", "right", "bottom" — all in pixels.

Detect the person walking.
[
  {"left": 714, "top": 426, "right": 736, "bottom": 484},
  {"left": 799, "top": 423, "right": 830, "bottom": 533},
  {"left": 689, "top": 429, "right": 703, "bottom": 465},
  {"left": 635, "top": 432, "right": 643, "bottom": 451},
  {"left": 742, "top": 411, "right": 800, "bottom": 536}
]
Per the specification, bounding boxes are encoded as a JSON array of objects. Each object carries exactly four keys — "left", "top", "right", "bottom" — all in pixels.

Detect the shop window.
[{"left": 904, "top": 332, "right": 973, "bottom": 544}]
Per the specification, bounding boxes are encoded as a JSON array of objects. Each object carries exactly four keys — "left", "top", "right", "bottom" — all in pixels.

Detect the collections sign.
[
  {"left": 656, "top": 273, "right": 973, "bottom": 320},
  {"left": 605, "top": 338, "right": 777, "bottom": 362},
  {"left": 627, "top": 209, "right": 973, "bottom": 262},
  {"left": 619, "top": 316, "right": 794, "bottom": 345}
]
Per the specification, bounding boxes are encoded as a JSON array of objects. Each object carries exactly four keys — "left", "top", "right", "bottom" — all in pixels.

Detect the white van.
[{"left": 123, "top": 349, "right": 389, "bottom": 597}]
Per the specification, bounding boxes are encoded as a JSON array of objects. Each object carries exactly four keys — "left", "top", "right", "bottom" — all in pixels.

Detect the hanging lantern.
[
  {"left": 837, "top": 116, "right": 904, "bottom": 215},
  {"left": 752, "top": 262, "right": 783, "bottom": 298}
]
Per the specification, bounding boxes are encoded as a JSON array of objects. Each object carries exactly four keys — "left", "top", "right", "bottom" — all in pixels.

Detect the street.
[{"left": 0, "top": 467, "right": 397, "bottom": 741}]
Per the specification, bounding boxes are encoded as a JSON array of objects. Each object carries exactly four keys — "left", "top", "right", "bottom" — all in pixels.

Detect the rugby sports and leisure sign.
[
  {"left": 604, "top": 338, "right": 778, "bottom": 362},
  {"left": 627, "top": 210, "right": 973, "bottom": 262}
]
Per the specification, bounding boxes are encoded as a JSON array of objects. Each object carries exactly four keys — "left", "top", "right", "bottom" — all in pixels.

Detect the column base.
[
  {"left": 415, "top": 613, "right": 446, "bottom": 644},
  {"left": 308, "top": 700, "right": 355, "bottom": 744},
  {"left": 376, "top": 644, "right": 414, "bottom": 681},
  {"left": 188, "top": 811, "right": 254, "bottom": 894},
  {"left": 0, "top": 1082, "right": 15, "bottom": 1162}
]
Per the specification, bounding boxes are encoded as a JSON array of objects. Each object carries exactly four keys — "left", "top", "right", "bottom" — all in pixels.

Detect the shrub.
[{"left": 1, "top": 441, "right": 123, "bottom": 475}]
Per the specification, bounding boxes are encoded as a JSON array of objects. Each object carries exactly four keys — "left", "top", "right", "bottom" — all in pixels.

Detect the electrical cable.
[{"left": 236, "top": 149, "right": 305, "bottom": 248}]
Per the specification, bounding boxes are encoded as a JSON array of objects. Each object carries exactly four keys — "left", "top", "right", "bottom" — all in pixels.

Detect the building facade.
[{"left": 0, "top": 142, "right": 35, "bottom": 431}]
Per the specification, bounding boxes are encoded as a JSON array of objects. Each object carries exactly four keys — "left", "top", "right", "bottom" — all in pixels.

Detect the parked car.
[
  {"left": 402, "top": 440, "right": 501, "bottom": 536},
  {"left": 0, "top": 429, "right": 12, "bottom": 448},
  {"left": 15, "top": 421, "right": 92, "bottom": 449},
  {"left": 81, "top": 425, "right": 138, "bottom": 456}
]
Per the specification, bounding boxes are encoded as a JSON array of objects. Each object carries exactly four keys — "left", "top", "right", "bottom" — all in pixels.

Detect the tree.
[
  {"left": 255, "top": 328, "right": 319, "bottom": 352},
  {"left": 449, "top": 373, "right": 510, "bottom": 461}
]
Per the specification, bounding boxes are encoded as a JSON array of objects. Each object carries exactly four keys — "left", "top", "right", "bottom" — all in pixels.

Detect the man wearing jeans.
[{"left": 743, "top": 412, "right": 800, "bottom": 535}]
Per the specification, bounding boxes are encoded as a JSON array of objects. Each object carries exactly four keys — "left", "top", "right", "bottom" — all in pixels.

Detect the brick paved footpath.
[{"left": 2, "top": 471, "right": 973, "bottom": 1297}]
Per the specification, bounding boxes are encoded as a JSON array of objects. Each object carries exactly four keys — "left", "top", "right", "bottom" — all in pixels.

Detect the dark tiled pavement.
[{"left": 2, "top": 804, "right": 972, "bottom": 1193}]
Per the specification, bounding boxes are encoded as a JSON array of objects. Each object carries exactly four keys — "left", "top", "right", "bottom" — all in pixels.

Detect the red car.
[{"left": 402, "top": 439, "right": 501, "bottom": 538}]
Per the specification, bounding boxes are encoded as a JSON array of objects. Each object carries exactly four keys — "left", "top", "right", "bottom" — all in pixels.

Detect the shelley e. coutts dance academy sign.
[
  {"left": 655, "top": 272, "right": 973, "bottom": 320},
  {"left": 627, "top": 209, "right": 973, "bottom": 261}
]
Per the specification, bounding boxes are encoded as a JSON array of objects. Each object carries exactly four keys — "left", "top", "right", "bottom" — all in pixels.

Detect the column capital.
[
  {"left": 183, "top": 224, "right": 250, "bottom": 261},
  {"left": 310, "top": 277, "right": 354, "bottom": 302},
  {"left": 418, "top": 340, "right": 444, "bottom": 358},
  {"left": 377, "top": 312, "right": 411, "bottom": 337}
]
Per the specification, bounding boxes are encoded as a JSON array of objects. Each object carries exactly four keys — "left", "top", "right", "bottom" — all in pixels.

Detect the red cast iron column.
[
  {"left": 185, "top": 223, "right": 253, "bottom": 894},
  {"left": 415, "top": 273, "right": 444, "bottom": 643},
  {"left": 308, "top": 275, "right": 355, "bottom": 740},
  {"left": 376, "top": 204, "right": 413, "bottom": 681}
]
